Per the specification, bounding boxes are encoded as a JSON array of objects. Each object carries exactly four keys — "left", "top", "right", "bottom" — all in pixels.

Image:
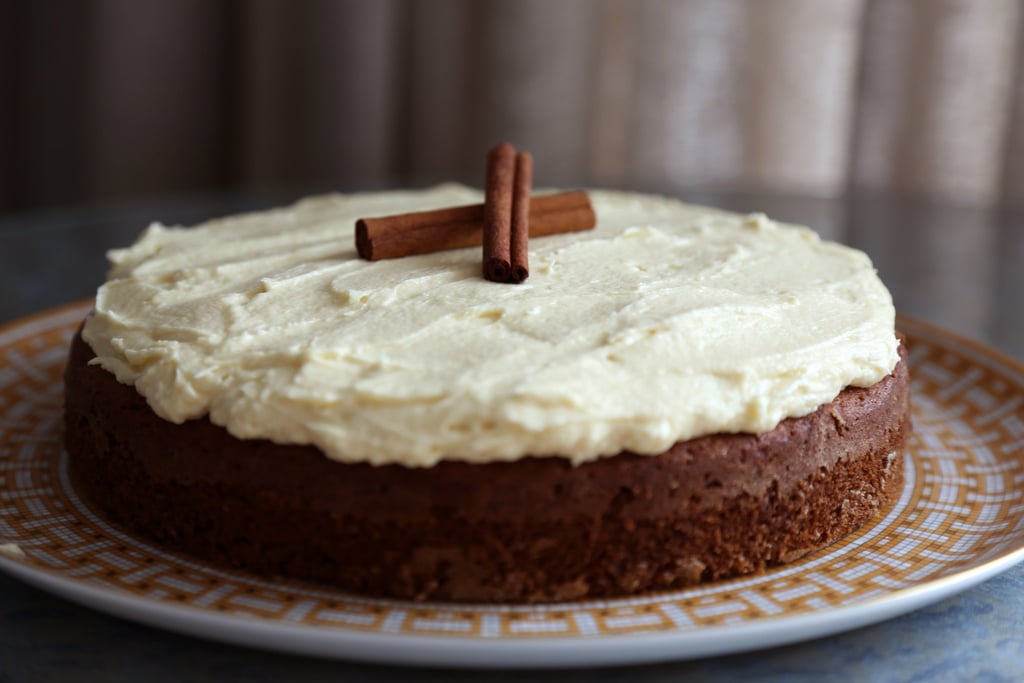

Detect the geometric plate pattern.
[{"left": 0, "top": 302, "right": 1023, "bottom": 662}]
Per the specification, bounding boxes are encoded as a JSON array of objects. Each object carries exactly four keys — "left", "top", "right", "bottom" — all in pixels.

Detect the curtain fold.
[
  {"left": 237, "top": 0, "right": 405, "bottom": 189},
  {"left": 852, "top": 0, "right": 1022, "bottom": 206},
  {"left": 90, "top": 0, "right": 233, "bottom": 199},
  {"left": 3, "top": 0, "right": 1022, "bottom": 212}
]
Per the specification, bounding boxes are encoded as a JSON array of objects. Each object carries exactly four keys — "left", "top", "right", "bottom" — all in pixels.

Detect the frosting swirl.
[{"left": 83, "top": 186, "right": 899, "bottom": 466}]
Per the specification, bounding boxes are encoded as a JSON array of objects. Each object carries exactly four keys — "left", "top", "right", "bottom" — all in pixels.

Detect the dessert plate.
[{"left": 0, "top": 302, "right": 1022, "bottom": 668}]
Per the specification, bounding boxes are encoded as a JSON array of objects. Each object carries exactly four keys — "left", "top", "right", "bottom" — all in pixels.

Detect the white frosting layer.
[{"left": 83, "top": 186, "right": 899, "bottom": 466}]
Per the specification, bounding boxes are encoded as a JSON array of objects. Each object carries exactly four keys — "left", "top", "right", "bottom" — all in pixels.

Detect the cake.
[{"left": 64, "top": 186, "right": 909, "bottom": 603}]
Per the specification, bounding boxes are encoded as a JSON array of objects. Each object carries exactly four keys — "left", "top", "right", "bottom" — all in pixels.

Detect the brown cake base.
[{"left": 64, "top": 332, "right": 910, "bottom": 603}]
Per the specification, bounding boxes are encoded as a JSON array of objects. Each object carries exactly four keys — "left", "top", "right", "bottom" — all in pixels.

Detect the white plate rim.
[{"left": 2, "top": 537, "right": 1023, "bottom": 668}]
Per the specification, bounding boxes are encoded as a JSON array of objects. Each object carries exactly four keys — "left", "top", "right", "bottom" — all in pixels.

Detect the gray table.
[{"left": 1, "top": 190, "right": 1022, "bottom": 682}]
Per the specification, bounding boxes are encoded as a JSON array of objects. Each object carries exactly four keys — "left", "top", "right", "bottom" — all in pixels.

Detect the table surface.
[{"left": 1, "top": 189, "right": 1022, "bottom": 682}]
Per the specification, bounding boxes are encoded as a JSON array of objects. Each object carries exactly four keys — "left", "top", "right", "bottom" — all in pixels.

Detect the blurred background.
[{"left": 2, "top": 0, "right": 1023, "bottom": 214}]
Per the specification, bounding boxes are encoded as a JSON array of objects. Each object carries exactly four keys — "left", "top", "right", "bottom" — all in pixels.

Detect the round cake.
[{"left": 64, "top": 186, "right": 910, "bottom": 603}]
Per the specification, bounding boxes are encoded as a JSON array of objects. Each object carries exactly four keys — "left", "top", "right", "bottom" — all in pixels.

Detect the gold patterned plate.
[{"left": 1, "top": 302, "right": 1023, "bottom": 668}]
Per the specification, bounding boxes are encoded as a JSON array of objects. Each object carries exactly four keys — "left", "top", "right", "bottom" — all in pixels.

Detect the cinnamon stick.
[
  {"left": 482, "top": 143, "right": 516, "bottom": 282},
  {"left": 508, "top": 152, "right": 532, "bottom": 284},
  {"left": 355, "top": 191, "right": 595, "bottom": 261}
]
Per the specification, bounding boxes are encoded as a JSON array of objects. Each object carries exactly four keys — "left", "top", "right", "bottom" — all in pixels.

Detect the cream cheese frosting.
[{"left": 82, "top": 185, "right": 900, "bottom": 466}]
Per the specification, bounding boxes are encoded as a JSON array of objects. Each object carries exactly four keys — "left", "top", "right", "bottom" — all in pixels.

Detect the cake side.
[{"left": 65, "top": 332, "right": 909, "bottom": 602}]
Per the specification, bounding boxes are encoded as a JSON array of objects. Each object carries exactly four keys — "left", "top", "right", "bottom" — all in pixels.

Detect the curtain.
[{"left": 3, "top": 0, "right": 1022, "bottom": 212}]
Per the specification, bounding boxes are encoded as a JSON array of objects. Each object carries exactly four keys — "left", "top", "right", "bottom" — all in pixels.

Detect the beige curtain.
[{"left": 3, "top": 0, "right": 1022, "bottom": 212}]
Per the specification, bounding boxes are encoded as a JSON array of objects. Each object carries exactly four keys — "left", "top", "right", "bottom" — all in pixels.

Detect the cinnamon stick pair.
[
  {"left": 354, "top": 147, "right": 597, "bottom": 274},
  {"left": 482, "top": 143, "right": 532, "bottom": 283},
  {"left": 355, "top": 192, "right": 594, "bottom": 261}
]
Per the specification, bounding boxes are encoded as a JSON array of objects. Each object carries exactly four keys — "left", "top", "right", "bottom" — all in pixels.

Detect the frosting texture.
[{"left": 82, "top": 186, "right": 899, "bottom": 466}]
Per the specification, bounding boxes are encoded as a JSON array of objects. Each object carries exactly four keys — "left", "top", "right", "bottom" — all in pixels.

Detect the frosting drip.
[{"left": 83, "top": 186, "right": 899, "bottom": 466}]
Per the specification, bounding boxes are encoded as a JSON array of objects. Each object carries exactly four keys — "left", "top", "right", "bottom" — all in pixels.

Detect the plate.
[{"left": 0, "top": 302, "right": 1022, "bottom": 668}]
